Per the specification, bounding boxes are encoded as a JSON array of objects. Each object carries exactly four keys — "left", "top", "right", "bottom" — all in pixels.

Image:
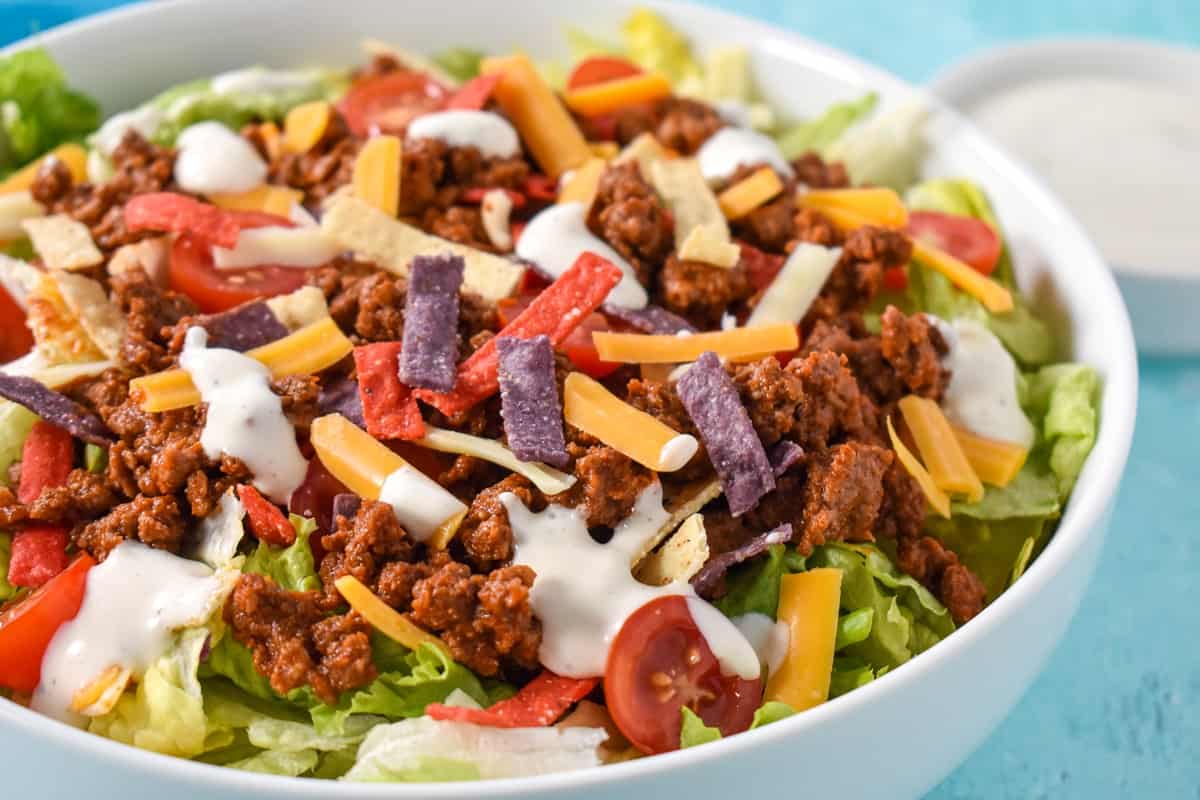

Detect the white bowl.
[
  {"left": 930, "top": 38, "right": 1200, "bottom": 354},
  {"left": 0, "top": 2, "right": 1138, "bottom": 798}
]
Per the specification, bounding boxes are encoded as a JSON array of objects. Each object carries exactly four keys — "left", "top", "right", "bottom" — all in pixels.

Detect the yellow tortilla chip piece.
[
  {"left": 677, "top": 224, "right": 740, "bottom": 268},
  {"left": 593, "top": 324, "right": 798, "bottom": 364},
  {"left": 557, "top": 157, "right": 607, "bottom": 206},
  {"left": 21, "top": 215, "right": 103, "bottom": 271},
  {"left": 0, "top": 191, "right": 45, "bottom": 240},
  {"left": 52, "top": 272, "right": 127, "bottom": 361},
  {"left": 264, "top": 285, "right": 329, "bottom": 331},
  {"left": 631, "top": 477, "right": 722, "bottom": 566},
  {"left": 107, "top": 236, "right": 172, "bottom": 285},
  {"left": 718, "top": 167, "right": 784, "bottom": 220},
  {"left": 649, "top": 158, "right": 735, "bottom": 266},
  {"left": 614, "top": 132, "right": 671, "bottom": 177},
  {"left": 635, "top": 513, "right": 710, "bottom": 585},
  {"left": 321, "top": 195, "right": 523, "bottom": 302},
  {"left": 26, "top": 273, "right": 106, "bottom": 364}
]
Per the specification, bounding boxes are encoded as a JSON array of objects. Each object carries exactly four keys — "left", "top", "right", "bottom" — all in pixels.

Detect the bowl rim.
[{"left": 0, "top": 0, "right": 1139, "bottom": 795}]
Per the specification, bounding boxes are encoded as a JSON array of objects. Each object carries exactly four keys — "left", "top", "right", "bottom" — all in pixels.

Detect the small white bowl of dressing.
[{"left": 931, "top": 38, "right": 1200, "bottom": 354}]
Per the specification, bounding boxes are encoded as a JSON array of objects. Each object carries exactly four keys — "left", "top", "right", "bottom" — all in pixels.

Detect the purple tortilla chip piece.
[
  {"left": 332, "top": 493, "right": 362, "bottom": 523},
  {"left": 318, "top": 376, "right": 365, "bottom": 429},
  {"left": 602, "top": 303, "right": 696, "bottom": 334},
  {"left": 676, "top": 351, "right": 775, "bottom": 516},
  {"left": 496, "top": 334, "right": 568, "bottom": 468},
  {"left": 400, "top": 253, "right": 464, "bottom": 392},
  {"left": 0, "top": 374, "right": 113, "bottom": 446},
  {"left": 197, "top": 301, "right": 288, "bottom": 352},
  {"left": 769, "top": 440, "right": 804, "bottom": 477},
  {"left": 691, "top": 524, "right": 794, "bottom": 595}
]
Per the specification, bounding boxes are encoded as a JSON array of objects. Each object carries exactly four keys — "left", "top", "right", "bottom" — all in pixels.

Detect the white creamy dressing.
[
  {"left": 934, "top": 317, "right": 1035, "bottom": 448},
  {"left": 32, "top": 541, "right": 232, "bottom": 722},
  {"left": 407, "top": 110, "right": 521, "bottom": 159},
  {"left": 179, "top": 327, "right": 307, "bottom": 502},
  {"left": 210, "top": 67, "right": 318, "bottom": 97},
  {"left": 480, "top": 188, "right": 514, "bottom": 251},
  {"left": 212, "top": 225, "right": 342, "bottom": 270},
  {"left": 515, "top": 202, "right": 647, "bottom": 309},
  {"left": 173, "top": 121, "right": 268, "bottom": 195},
  {"left": 658, "top": 434, "right": 700, "bottom": 472},
  {"left": 697, "top": 127, "right": 793, "bottom": 184},
  {"left": 731, "top": 613, "right": 790, "bottom": 678},
  {"left": 91, "top": 105, "right": 165, "bottom": 156},
  {"left": 965, "top": 75, "right": 1199, "bottom": 275},
  {"left": 377, "top": 464, "right": 468, "bottom": 543},
  {"left": 502, "top": 482, "right": 759, "bottom": 681}
]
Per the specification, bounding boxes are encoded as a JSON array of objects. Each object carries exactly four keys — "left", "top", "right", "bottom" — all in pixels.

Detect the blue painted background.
[{"left": 3, "top": 2, "right": 1198, "bottom": 797}]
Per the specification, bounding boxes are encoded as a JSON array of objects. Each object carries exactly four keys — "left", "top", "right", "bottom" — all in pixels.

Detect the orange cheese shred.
[
  {"left": 910, "top": 239, "right": 1014, "bottom": 313},
  {"left": 798, "top": 187, "right": 908, "bottom": 229},
  {"left": 283, "top": 100, "right": 333, "bottom": 155},
  {"left": 335, "top": 575, "right": 447, "bottom": 652},
  {"left": 886, "top": 416, "right": 951, "bottom": 518},
  {"left": 765, "top": 569, "right": 842, "bottom": 712},
  {"left": 592, "top": 323, "right": 799, "bottom": 364},
  {"left": 898, "top": 395, "right": 984, "bottom": 502},
  {"left": 950, "top": 424, "right": 1029, "bottom": 487},
  {"left": 209, "top": 184, "right": 303, "bottom": 217},
  {"left": 0, "top": 143, "right": 88, "bottom": 195},
  {"left": 557, "top": 157, "right": 608, "bottom": 206},
  {"left": 718, "top": 167, "right": 784, "bottom": 220},
  {"left": 131, "top": 317, "right": 353, "bottom": 412},
  {"left": 563, "top": 73, "right": 673, "bottom": 117},
  {"left": 353, "top": 135, "right": 402, "bottom": 217},
  {"left": 481, "top": 54, "right": 590, "bottom": 178}
]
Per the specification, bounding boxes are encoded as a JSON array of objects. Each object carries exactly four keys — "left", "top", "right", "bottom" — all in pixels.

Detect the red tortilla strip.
[
  {"left": 425, "top": 671, "right": 598, "bottom": 728},
  {"left": 444, "top": 74, "right": 502, "bottom": 110},
  {"left": 8, "top": 526, "right": 70, "bottom": 589},
  {"left": 238, "top": 485, "right": 297, "bottom": 547},
  {"left": 124, "top": 193, "right": 243, "bottom": 248},
  {"left": 354, "top": 343, "right": 426, "bottom": 440},
  {"left": 17, "top": 421, "right": 74, "bottom": 505},
  {"left": 415, "top": 252, "right": 623, "bottom": 416}
]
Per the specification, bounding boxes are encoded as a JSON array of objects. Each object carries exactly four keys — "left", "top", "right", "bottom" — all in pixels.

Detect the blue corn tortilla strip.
[
  {"left": 318, "top": 375, "right": 366, "bottom": 429},
  {"left": 399, "top": 253, "right": 464, "bottom": 392},
  {"left": 769, "top": 440, "right": 804, "bottom": 477},
  {"left": 602, "top": 303, "right": 696, "bottom": 334},
  {"left": 676, "top": 351, "right": 775, "bottom": 516},
  {"left": 691, "top": 524, "right": 794, "bottom": 595},
  {"left": 332, "top": 493, "right": 362, "bottom": 524},
  {"left": 0, "top": 374, "right": 113, "bottom": 446},
  {"left": 193, "top": 301, "right": 288, "bottom": 352},
  {"left": 496, "top": 334, "right": 569, "bottom": 468}
]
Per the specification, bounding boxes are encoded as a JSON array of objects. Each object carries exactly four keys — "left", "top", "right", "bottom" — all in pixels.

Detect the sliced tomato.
[
  {"left": 0, "top": 554, "right": 94, "bottom": 693},
  {"left": 289, "top": 458, "right": 350, "bottom": 535},
  {"left": 566, "top": 56, "right": 643, "bottom": 90},
  {"left": 905, "top": 210, "right": 1002, "bottom": 275},
  {"left": 738, "top": 241, "right": 786, "bottom": 293},
  {"left": 605, "top": 595, "right": 762, "bottom": 755},
  {"left": 169, "top": 234, "right": 310, "bottom": 313},
  {"left": 0, "top": 284, "right": 33, "bottom": 364},
  {"left": 444, "top": 73, "right": 502, "bottom": 111},
  {"left": 521, "top": 174, "right": 559, "bottom": 202},
  {"left": 338, "top": 72, "right": 449, "bottom": 137},
  {"left": 497, "top": 292, "right": 620, "bottom": 379},
  {"left": 882, "top": 265, "right": 908, "bottom": 292}
]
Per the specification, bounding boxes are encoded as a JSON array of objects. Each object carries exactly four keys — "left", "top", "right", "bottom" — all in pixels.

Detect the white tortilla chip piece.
[
  {"left": 635, "top": 513, "right": 710, "bottom": 585},
  {"left": 107, "top": 236, "right": 172, "bottom": 285},
  {"left": 630, "top": 477, "right": 722, "bottom": 567},
  {"left": 0, "top": 190, "right": 46, "bottom": 240},
  {"left": 322, "top": 195, "right": 523, "bottom": 302},
  {"left": 52, "top": 272, "right": 127, "bottom": 361},
  {"left": 21, "top": 214, "right": 104, "bottom": 272},
  {"left": 70, "top": 665, "right": 133, "bottom": 717},
  {"left": 26, "top": 273, "right": 107, "bottom": 364},
  {"left": 265, "top": 285, "right": 330, "bottom": 331},
  {"left": 614, "top": 132, "right": 670, "bottom": 177},
  {"left": 648, "top": 159, "right": 737, "bottom": 269},
  {"left": 678, "top": 224, "right": 740, "bottom": 268},
  {"left": 0, "top": 253, "right": 43, "bottom": 311}
]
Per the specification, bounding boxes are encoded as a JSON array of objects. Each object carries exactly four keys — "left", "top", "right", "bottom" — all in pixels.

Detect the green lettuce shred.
[
  {"left": 620, "top": 8, "right": 700, "bottom": 83},
  {"left": 775, "top": 92, "right": 877, "bottom": 160},
  {"left": 0, "top": 533, "right": 15, "bottom": 601},
  {"left": 824, "top": 103, "right": 928, "bottom": 192},
  {"left": 679, "top": 701, "right": 796, "bottom": 749},
  {"left": 0, "top": 401, "right": 38, "bottom": 488},
  {"left": 1025, "top": 363, "right": 1100, "bottom": 496},
  {"left": 0, "top": 48, "right": 100, "bottom": 177},
  {"left": 242, "top": 515, "right": 321, "bottom": 592},
  {"left": 430, "top": 49, "right": 485, "bottom": 83}
]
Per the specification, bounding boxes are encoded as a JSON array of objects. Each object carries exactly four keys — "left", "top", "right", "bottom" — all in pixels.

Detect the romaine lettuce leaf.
[
  {"left": 951, "top": 456, "right": 1061, "bottom": 520},
  {"left": 0, "top": 533, "right": 15, "bottom": 601},
  {"left": 620, "top": 8, "right": 700, "bottom": 83},
  {"left": 0, "top": 49, "right": 100, "bottom": 177},
  {"left": 242, "top": 515, "right": 320, "bottom": 592},
  {"left": 679, "top": 701, "right": 796, "bottom": 749},
  {"left": 430, "top": 49, "right": 485, "bottom": 83},
  {"left": 0, "top": 401, "right": 38, "bottom": 488},
  {"left": 713, "top": 543, "right": 788, "bottom": 619},
  {"left": 824, "top": 103, "right": 928, "bottom": 192},
  {"left": 921, "top": 516, "right": 1050, "bottom": 602},
  {"left": 1025, "top": 363, "right": 1100, "bottom": 496},
  {"left": 776, "top": 92, "right": 877, "bottom": 160},
  {"left": 228, "top": 748, "right": 320, "bottom": 777}
]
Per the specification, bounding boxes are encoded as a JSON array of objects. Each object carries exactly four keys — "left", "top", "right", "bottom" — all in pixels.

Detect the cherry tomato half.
[
  {"left": 0, "top": 554, "right": 95, "bottom": 693},
  {"left": 168, "top": 209, "right": 310, "bottom": 313},
  {"left": 498, "top": 292, "right": 620, "bottom": 379},
  {"left": 338, "top": 72, "right": 449, "bottom": 137},
  {"left": 0, "top": 282, "right": 33, "bottom": 364},
  {"left": 905, "top": 210, "right": 1002, "bottom": 276},
  {"left": 566, "top": 56, "right": 644, "bottom": 91},
  {"left": 605, "top": 595, "right": 763, "bottom": 755}
]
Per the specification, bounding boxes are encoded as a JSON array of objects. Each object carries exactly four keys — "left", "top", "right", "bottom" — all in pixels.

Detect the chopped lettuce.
[
  {"left": 84, "top": 442, "right": 107, "bottom": 473},
  {"left": 824, "top": 103, "right": 928, "bottom": 192},
  {"left": 675, "top": 47, "right": 776, "bottom": 132},
  {"left": 0, "top": 49, "right": 100, "bottom": 177},
  {"left": 0, "top": 532, "right": 15, "bottom": 601},
  {"left": 952, "top": 455, "right": 1061, "bottom": 520},
  {"left": 834, "top": 607, "right": 874, "bottom": 650},
  {"left": 921, "top": 516, "right": 1050, "bottom": 602},
  {"left": 430, "top": 49, "right": 485, "bottom": 83},
  {"left": 714, "top": 543, "right": 788, "bottom": 618},
  {"left": 1025, "top": 363, "right": 1100, "bottom": 496},
  {"left": 564, "top": 28, "right": 624, "bottom": 63},
  {"left": 775, "top": 92, "right": 877, "bottom": 160},
  {"left": 906, "top": 177, "right": 1015, "bottom": 285},
  {"left": 829, "top": 656, "right": 879, "bottom": 699},
  {"left": 679, "top": 701, "right": 796, "bottom": 749},
  {"left": 620, "top": 8, "right": 700, "bottom": 83},
  {"left": 229, "top": 748, "right": 320, "bottom": 777},
  {"left": 242, "top": 514, "right": 320, "bottom": 592},
  {"left": 343, "top": 716, "right": 607, "bottom": 782},
  {"left": 0, "top": 401, "right": 38, "bottom": 488}
]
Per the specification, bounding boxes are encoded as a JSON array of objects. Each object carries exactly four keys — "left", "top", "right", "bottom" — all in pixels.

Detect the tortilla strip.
[
  {"left": 635, "top": 513, "right": 710, "bottom": 585},
  {"left": 52, "top": 272, "right": 127, "bottom": 361},
  {"left": 21, "top": 214, "right": 103, "bottom": 271},
  {"left": 630, "top": 477, "right": 722, "bottom": 567}
]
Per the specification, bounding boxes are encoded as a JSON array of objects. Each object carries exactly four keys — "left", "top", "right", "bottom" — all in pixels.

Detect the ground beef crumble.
[{"left": 587, "top": 162, "right": 674, "bottom": 286}]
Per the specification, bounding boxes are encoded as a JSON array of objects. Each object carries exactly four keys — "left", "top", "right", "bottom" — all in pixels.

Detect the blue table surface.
[{"left": 3, "top": 2, "right": 1198, "bottom": 797}]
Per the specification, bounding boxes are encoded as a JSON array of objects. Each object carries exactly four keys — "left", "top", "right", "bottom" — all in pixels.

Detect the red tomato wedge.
[
  {"left": 289, "top": 459, "right": 350, "bottom": 535},
  {"left": 521, "top": 174, "right": 559, "bottom": 202},
  {"left": 738, "top": 242, "right": 786, "bottom": 293},
  {"left": 567, "top": 56, "right": 643, "bottom": 90},
  {"left": 497, "top": 293, "right": 620, "bottom": 379},
  {"left": 125, "top": 193, "right": 245, "bottom": 248},
  {"left": 905, "top": 210, "right": 1002, "bottom": 276},
  {"left": 0, "top": 554, "right": 95, "bottom": 693},
  {"left": 444, "top": 73, "right": 502, "bottom": 111},
  {"left": 338, "top": 72, "right": 449, "bottom": 137},
  {"left": 238, "top": 485, "right": 297, "bottom": 547},
  {"left": 0, "top": 283, "right": 33, "bottom": 364},
  {"left": 605, "top": 595, "right": 763, "bottom": 755}
]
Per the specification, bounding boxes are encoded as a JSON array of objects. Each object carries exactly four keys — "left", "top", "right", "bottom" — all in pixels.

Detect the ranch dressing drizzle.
[
  {"left": 697, "top": 127, "right": 793, "bottom": 184},
  {"left": 32, "top": 541, "right": 230, "bottom": 723},
  {"left": 179, "top": 326, "right": 307, "bottom": 503},
  {"left": 210, "top": 67, "right": 318, "bottom": 97},
  {"left": 731, "top": 612, "right": 790, "bottom": 678},
  {"left": 933, "top": 317, "right": 1035, "bottom": 448},
  {"left": 502, "top": 482, "right": 759, "bottom": 680},
  {"left": 173, "top": 121, "right": 267, "bottom": 195},
  {"left": 515, "top": 202, "right": 648, "bottom": 309},
  {"left": 92, "top": 105, "right": 165, "bottom": 156},
  {"left": 377, "top": 464, "right": 468, "bottom": 543},
  {"left": 407, "top": 110, "right": 521, "bottom": 159}
]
